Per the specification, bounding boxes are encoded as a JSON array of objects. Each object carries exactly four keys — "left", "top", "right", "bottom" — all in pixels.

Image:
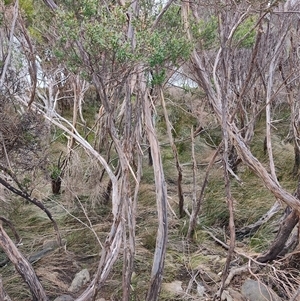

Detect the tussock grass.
[{"left": 1, "top": 93, "right": 299, "bottom": 300}]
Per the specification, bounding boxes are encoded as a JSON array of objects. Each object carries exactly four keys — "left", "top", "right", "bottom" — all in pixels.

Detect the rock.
[
  {"left": 53, "top": 295, "right": 74, "bottom": 301},
  {"left": 241, "top": 279, "right": 280, "bottom": 301},
  {"left": 221, "top": 290, "right": 233, "bottom": 301},
  {"left": 68, "top": 268, "right": 90, "bottom": 293},
  {"left": 227, "top": 288, "right": 247, "bottom": 301},
  {"left": 161, "top": 280, "right": 183, "bottom": 295},
  {"left": 197, "top": 264, "right": 220, "bottom": 282},
  {"left": 196, "top": 282, "right": 206, "bottom": 297}
]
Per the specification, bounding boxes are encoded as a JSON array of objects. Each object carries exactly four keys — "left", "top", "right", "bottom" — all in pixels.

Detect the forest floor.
[{"left": 1, "top": 91, "right": 299, "bottom": 300}]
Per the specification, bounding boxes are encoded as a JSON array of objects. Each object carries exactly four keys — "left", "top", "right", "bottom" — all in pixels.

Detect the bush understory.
[{"left": 0, "top": 95, "right": 299, "bottom": 300}]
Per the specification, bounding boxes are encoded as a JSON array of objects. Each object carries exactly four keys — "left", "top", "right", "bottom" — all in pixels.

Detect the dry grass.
[{"left": 0, "top": 97, "right": 299, "bottom": 300}]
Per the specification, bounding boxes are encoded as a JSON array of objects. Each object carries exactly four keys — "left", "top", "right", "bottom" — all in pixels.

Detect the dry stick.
[
  {"left": 0, "top": 176, "right": 62, "bottom": 247},
  {"left": 219, "top": 88, "right": 236, "bottom": 300},
  {"left": 265, "top": 25, "right": 289, "bottom": 182},
  {"left": 0, "top": 223, "right": 48, "bottom": 301},
  {"left": 159, "top": 87, "right": 185, "bottom": 218},
  {"left": 18, "top": 14, "right": 37, "bottom": 108},
  {"left": 186, "top": 143, "right": 222, "bottom": 240},
  {"left": 188, "top": 126, "right": 197, "bottom": 238},
  {"left": 41, "top": 0, "right": 57, "bottom": 10}
]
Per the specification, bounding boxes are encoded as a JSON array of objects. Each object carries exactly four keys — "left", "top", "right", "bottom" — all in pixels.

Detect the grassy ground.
[{"left": 0, "top": 95, "right": 299, "bottom": 300}]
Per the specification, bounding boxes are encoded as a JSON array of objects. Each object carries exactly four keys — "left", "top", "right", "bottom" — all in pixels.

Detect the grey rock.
[
  {"left": 53, "top": 295, "right": 74, "bottom": 301},
  {"left": 161, "top": 280, "right": 183, "bottom": 296},
  {"left": 68, "top": 268, "right": 90, "bottom": 293},
  {"left": 241, "top": 279, "right": 280, "bottom": 301},
  {"left": 227, "top": 288, "right": 247, "bottom": 301}
]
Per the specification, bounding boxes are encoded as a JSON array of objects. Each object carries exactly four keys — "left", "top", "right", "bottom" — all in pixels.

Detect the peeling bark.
[{"left": 143, "top": 80, "right": 168, "bottom": 301}]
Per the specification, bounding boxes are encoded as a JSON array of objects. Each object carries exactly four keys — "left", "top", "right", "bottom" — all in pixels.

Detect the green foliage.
[
  {"left": 151, "top": 69, "right": 166, "bottom": 86},
  {"left": 49, "top": 165, "right": 62, "bottom": 180},
  {"left": 21, "top": 176, "right": 32, "bottom": 190},
  {"left": 20, "top": 0, "right": 34, "bottom": 22},
  {"left": 4, "top": 0, "right": 13, "bottom": 5},
  {"left": 191, "top": 15, "right": 256, "bottom": 49},
  {"left": 52, "top": 0, "right": 191, "bottom": 84},
  {"left": 232, "top": 16, "right": 257, "bottom": 48},
  {"left": 191, "top": 16, "right": 218, "bottom": 49}
]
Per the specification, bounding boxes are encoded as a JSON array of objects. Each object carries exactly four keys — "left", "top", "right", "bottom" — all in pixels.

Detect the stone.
[
  {"left": 241, "top": 279, "right": 281, "bottom": 301},
  {"left": 227, "top": 288, "right": 247, "bottom": 301},
  {"left": 196, "top": 282, "right": 206, "bottom": 297},
  {"left": 53, "top": 295, "right": 74, "bottom": 301},
  {"left": 68, "top": 268, "right": 90, "bottom": 293},
  {"left": 161, "top": 280, "right": 183, "bottom": 295}
]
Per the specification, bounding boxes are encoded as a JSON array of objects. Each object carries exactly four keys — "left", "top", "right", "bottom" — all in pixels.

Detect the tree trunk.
[
  {"left": 257, "top": 208, "right": 299, "bottom": 263},
  {"left": 257, "top": 181, "right": 300, "bottom": 262},
  {"left": 144, "top": 82, "right": 168, "bottom": 301},
  {"left": 51, "top": 178, "right": 61, "bottom": 195},
  {"left": 293, "top": 142, "right": 300, "bottom": 177}
]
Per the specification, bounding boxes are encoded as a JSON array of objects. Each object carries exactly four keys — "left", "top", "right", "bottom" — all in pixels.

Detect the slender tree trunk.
[
  {"left": 293, "top": 141, "right": 300, "bottom": 177},
  {"left": 143, "top": 79, "right": 168, "bottom": 301},
  {"left": 257, "top": 182, "right": 300, "bottom": 262},
  {"left": 51, "top": 177, "right": 61, "bottom": 194}
]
